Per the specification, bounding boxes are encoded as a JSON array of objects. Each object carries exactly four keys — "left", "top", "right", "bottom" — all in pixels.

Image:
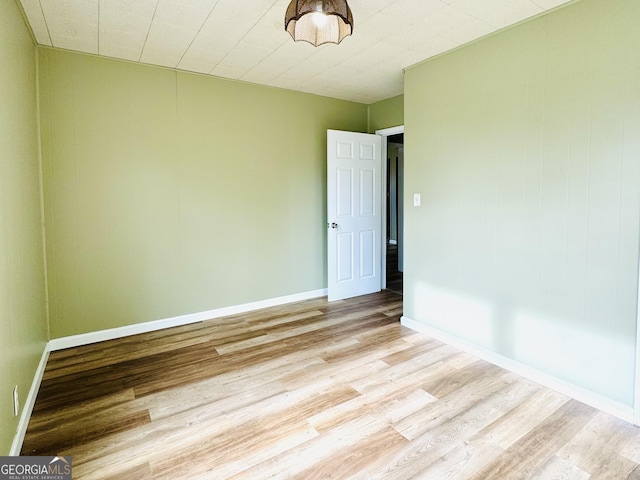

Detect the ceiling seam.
[
  {"left": 237, "top": 37, "right": 289, "bottom": 83},
  {"left": 37, "top": 0, "right": 53, "bottom": 46},
  {"left": 207, "top": 0, "right": 280, "bottom": 76},
  {"left": 175, "top": 0, "right": 222, "bottom": 69},
  {"left": 139, "top": 0, "right": 160, "bottom": 63}
]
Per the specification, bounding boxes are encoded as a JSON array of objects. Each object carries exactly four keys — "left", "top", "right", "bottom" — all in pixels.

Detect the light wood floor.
[{"left": 22, "top": 292, "right": 640, "bottom": 479}]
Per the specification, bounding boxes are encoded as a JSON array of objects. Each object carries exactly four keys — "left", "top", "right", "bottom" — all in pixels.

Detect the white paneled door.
[{"left": 327, "top": 130, "right": 382, "bottom": 302}]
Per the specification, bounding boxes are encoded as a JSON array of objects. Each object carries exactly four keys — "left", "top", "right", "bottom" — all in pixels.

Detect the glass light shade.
[{"left": 285, "top": 0, "right": 354, "bottom": 46}]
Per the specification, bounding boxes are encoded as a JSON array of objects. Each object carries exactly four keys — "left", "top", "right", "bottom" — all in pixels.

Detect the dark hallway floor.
[{"left": 386, "top": 243, "right": 403, "bottom": 294}]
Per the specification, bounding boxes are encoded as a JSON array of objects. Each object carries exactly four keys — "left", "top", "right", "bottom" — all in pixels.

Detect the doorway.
[
  {"left": 386, "top": 134, "right": 403, "bottom": 294},
  {"left": 376, "top": 126, "right": 404, "bottom": 295}
]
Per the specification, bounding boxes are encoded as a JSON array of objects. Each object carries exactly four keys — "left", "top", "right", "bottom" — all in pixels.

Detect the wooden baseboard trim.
[
  {"left": 10, "top": 346, "right": 49, "bottom": 456},
  {"left": 48, "top": 289, "right": 328, "bottom": 352},
  {"left": 401, "top": 315, "right": 637, "bottom": 426}
]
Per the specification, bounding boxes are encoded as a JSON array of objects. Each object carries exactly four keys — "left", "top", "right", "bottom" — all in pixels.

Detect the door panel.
[
  {"left": 327, "top": 130, "right": 382, "bottom": 301},
  {"left": 360, "top": 169, "right": 375, "bottom": 216},
  {"left": 360, "top": 230, "right": 375, "bottom": 278},
  {"left": 337, "top": 169, "right": 353, "bottom": 216}
]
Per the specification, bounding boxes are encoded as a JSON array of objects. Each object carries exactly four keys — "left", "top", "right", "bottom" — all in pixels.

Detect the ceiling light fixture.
[{"left": 285, "top": 0, "right": 354, "bottom": 47}]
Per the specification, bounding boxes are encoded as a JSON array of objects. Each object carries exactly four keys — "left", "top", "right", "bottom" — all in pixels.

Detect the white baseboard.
[
  {"left": 401, "top": 316, "right": 637, "bottom": 426},
  {"left": 48, "top": 289, "right": 328, "bottom": 352},
  {"left": 10, "top": 346, "right": 49, "bottom": 456}
]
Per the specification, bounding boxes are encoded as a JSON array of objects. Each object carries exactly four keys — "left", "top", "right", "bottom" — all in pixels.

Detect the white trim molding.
[
  {"left": 376, "top": 126, "right": 404, "bottom": 136},
  {"left": 635, "top": 261, "right": 640, "bottom": 425},
  {"left": 401, "top": 316, "right": 637, "bottom": 426},
  {"left": 48, "top": 289, "right": 328, "bottom": 351},
  {"left": 10, "top": 347, "right": 50, "bottom": 456}
]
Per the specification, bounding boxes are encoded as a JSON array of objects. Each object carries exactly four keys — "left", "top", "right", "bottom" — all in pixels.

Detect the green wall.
[
  {"left": 39, "top": 49, "right": 368, "bottom": 338},
  {"left": 404, "top": 0, "right": 640, "bottom": 406},
  {"left": 0, "top": 1, "right": 49, "bottom": 455},
  {"left": 368, "top": 94, "right": 404, "bottom": 132}
]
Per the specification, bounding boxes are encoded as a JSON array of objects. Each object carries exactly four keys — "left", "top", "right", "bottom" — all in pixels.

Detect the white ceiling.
[{"left": 19, "top": 0, "right": 572, "bottom": 104}]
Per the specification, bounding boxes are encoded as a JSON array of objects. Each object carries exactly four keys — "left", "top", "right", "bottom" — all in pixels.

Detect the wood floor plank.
[
  {"left": 281, "top": 343, "right": 411, "bottom": 391},
  {"left": 290, "top": 427, "right": 408, "bottom": 480},
  {"left": 23, "top": 406, "right": 151, "bottom": 455},
  {"left": 556, "top": 411, "right": 640, "bottom": 478},
  {"left": 467, "top": 400, "right": 598, "bottom": 480},
  {"left": 411, "top": 434, "right": 505, "bottom": 480},
  {"left": 308, "top": 380, "right": 437, "bottom": 433},
  {"left": 21, "top": 291, "right": 640, "bottom": 479},
  {"left": 350, "top": 344, "right": 459, "bottom": 395},
  {"left": 621, "top": 429, "right": 640, "bottom": 465},
  {"left": 150, "top": 416, "right": 317, "bottom": 480},
  {"left": 628, "top": 465, "right": 640, "bottom": 480},
  {"left": 380, "top": 337, "right": 447, "bottom": 366},
  {"left": 393, "top": 370, "right": 517, "bottom": 441},
  {"left": 364, "top": 376, "right": 542, "bottom": 479},
  {"left": 102, "top": 461, "right": 154, "bottom": 480},
  {"left": 144, "top": 355, "right": 324, "bottom": 421},
  {"left": 529, "top": 455, "right": 590, "bottom": 480},
  {"left": 585, "top": 454, "right": 639, "bottom": 480},
  {"left": 43, "top": 318, "right": 237, "bottom": 371},
  {"left": 477, "top": 386, "right": 569, "bottom": 449},
  {"left": 25, "top": 388, "right": 136, "bottom": 431},
  {"left": 230, "top": 400, "right": 410, "bottom": 479},
  {"left": 214, "top": 310, "right": 383, "bottom": 355}
]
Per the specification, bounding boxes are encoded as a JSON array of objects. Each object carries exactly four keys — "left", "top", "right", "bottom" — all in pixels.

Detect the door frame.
[{"left": 376, "top": 125, "right": 404, "bottom": 290}]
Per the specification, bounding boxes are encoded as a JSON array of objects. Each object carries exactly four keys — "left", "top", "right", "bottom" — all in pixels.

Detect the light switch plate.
[{"left": 413, "top": 193, "right": 421, "bottom": 207}]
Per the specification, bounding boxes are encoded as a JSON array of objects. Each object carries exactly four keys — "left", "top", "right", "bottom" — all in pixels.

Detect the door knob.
[{"left": 330, "top": 222, "right": 338, "bottom": 229}]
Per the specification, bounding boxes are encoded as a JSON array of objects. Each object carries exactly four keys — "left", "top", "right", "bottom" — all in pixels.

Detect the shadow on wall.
[{"left": 407, "top": 281, "right": 635, "bottom": 407}]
